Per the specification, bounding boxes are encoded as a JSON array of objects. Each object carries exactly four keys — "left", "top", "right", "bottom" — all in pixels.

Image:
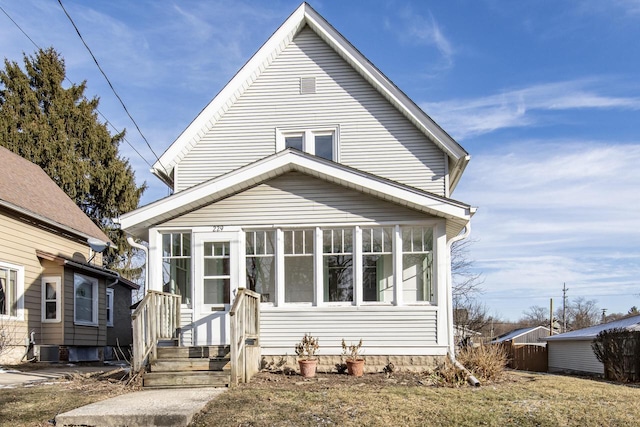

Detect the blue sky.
[{"left": 1, "top": 0, "right": 639, "bottom": 321}]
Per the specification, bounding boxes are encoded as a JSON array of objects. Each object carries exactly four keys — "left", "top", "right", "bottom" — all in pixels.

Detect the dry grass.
[
  {"left": 190, "top": 371, "right": 640, "bottom": 427},
  {"left": 0, "top": 369, "right": 134, "bottom": 427},
  {"left": 458, "top": 344, "right": 509, "bottom": 382}
]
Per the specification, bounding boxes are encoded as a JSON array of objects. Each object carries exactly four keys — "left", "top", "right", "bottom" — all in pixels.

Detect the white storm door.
[{"left": 193, "top": 232, "right": 240, "bottom": 346}]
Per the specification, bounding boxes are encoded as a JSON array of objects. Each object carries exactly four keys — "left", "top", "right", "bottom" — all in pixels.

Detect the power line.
[
  {"left": 56, "top": 0, "right": 169, "bottom": 176},
  {"left": 0, "top": 3, "right": 152, "bottom": 169}
]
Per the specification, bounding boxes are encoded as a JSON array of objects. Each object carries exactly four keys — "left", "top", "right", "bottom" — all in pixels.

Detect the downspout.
[
  {"left": 127, "top": 236, "right": 148, "bottom": 297},
  {"left": 446, "top": 222, "right": 480, "bottom": 387}
]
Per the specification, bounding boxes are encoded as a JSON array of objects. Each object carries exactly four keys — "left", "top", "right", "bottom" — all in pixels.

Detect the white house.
[{"left": 119, "top": 2, "right": 474, "bottom": 373}]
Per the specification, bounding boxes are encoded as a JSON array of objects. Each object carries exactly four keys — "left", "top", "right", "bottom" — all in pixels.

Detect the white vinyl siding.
[
  {"left": 548, "top": 340, "right": 604, "bottom": 375},
  {"left": 163, "top": 172, "right": 430, "bottom": 228},
  {"left": 259, "top": 306, "right": 440, "bottom": 356},
  {"left": 176, "top": 27, "right": 446, "bottom": 195}
]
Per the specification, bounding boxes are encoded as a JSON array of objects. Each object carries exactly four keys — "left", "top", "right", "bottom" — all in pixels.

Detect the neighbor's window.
[
  {"left": 203, "top": 241, "right": 231, "bottom": 305},
  {"left": 42, "top": 276, "right": 61, "bottom": 322},
  {"left": 323, "top": 228, "right": 353, "bottom": 302},
  {"left": 162, "top": 233, "right": 192, "bottom": 304},
  {"left": 362, "top": 227, "right": 394, "bottom": 303},
  {"left": 284, "top": 229, "right": 314, "bottom": 303},
  {"left": 106, "top": 288, "right": 114, "bottom": 327},
  {"left": 277, "top": 127, "right": 338, "bottom": 161},
  {"left": 402, "top": 227, "right": 434, "bottom": 303},
  {"left": 0, "top": 262, "right": 23, "bottom": 318},
  {"left": 246, "top": 230, "right": 275, "bottom": 302},
  {"left": 74, "top": 273, "right": 99, "bottom": 326}
]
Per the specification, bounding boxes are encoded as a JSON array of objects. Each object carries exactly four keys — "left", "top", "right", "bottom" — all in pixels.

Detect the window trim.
[
  {"left": 106, "top": 288, "right": 114, "bottom": 327},
  {"left": 41, "top": 276, "right": 62, "bottom": 323},
  {"left": 276, "top": 126, "right": 340, "bottom": 162},
  {"left": 0, "top": 261, "right": 24, "bottom": 320},
  {"left": 74, "top": 273, "right": 99, "bottom": 327}
]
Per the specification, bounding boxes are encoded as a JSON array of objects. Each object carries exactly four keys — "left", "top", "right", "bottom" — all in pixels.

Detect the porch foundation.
[{"left": 261, "top": 354, "right": 445, "bottom": 374}]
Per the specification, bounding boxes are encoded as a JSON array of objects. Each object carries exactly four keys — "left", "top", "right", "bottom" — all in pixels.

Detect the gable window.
[
  {"left": 362, "top": 227, "right": 394, "bottom": 303},
  {"left": 246, "top": 230, "right": 275, "bottom": 303},
  {"left": 42, "top": 276, "right": 61, "bottom": 322},
  {"left": 0, "top": 262, "right": 23, "bottom": 319},
  {"left": 276, "top": 127, "right": 339, "bottom": 161},
  {"left": 402, "top": 227, "right": 434, "bottom": 303},
  {"left": 106, "top": 288, "right": 114, "bottom": 327},
  {"left": 74, "top": 273, "right": 99, "bottom": 326},
  {"left": 284, "top": 229, "right": 314, "bottom": 303},
  {"left": 162, "top": 233, "right": 192, "bottom": 305},
  {"left": 323, "top": 228, "right": 353, "bottom": 302}
]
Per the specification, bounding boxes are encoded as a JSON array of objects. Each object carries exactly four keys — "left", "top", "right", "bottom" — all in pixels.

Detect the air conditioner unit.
[{"left": 36, "top": 345, "right": 60, "bottom": 362}]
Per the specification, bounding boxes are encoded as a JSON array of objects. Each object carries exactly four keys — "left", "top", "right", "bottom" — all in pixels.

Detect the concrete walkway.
[
  {"left": 1, "top": 365, "right": 227, "bottom": 426},
  {"left": 55, "top": 387, "right": 226, "bottom": 427}
]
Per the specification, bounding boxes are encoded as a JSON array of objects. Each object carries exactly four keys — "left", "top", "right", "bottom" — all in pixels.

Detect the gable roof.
[
  {"left": 0, "top": 145, "right": 111, "bottom": 245},
  {"left": 152, "top": 2, "right": 469, "bottom": 191},
  {"left": 122, "top": 149, "right": 474, "bottom": 239},
  {"left": 492, "top": 326, "right": 551, "bottom": 343},
  {"left": 544, "top": 315, "right": 640, "bottom": 342}
]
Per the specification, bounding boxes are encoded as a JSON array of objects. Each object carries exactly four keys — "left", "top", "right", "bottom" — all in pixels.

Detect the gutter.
[
  {"left": 127, "top": 237, "right": 148, "bottom": 296},
  {"left": 446, "top": 222, "right": 481, "bottom": 387}
]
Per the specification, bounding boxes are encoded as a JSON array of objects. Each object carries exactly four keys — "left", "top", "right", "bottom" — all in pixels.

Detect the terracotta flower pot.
[
  {"left": 298, "top": 359, "right": 318, "bottom": 378},
  {"left": 346, "top": 359, "right": 365, "bottom": 377}
]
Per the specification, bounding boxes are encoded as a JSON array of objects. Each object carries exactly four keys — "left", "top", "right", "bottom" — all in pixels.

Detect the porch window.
[
  {"left": 284, "top": 229, "right": 314, "bottom": 303},
  {"left": 74, "top": 273, "right": 99, "bottom": 326},
  {"left": 0, "top": 262, "right": 22, "bottom": 318},
  {"left": 162, "top": 233, "right": 192, "bottom": 304},
  {"left": 203, "top": 242, "right": 230, "bottom": 305},
  {"left": 402, "top": 227, "right": 434, "bottom": 303},
  {"left": 323, "top": 228, "right": 353, "bottom": 302},
  {"left": 42, "top": 276, "right": 61, "bottom": 322},
  {"left": 246, "top": 230, "right": 275, "bottom": 302},
  {"left": 362, "top": 227, "right": 394, "bottom": 303}
]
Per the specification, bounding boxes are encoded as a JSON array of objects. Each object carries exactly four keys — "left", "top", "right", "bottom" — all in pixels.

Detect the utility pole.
[
  {"left": 562, "top": 283, "right": 568, "bottom": 333},
  {"left": 601, "top": 308, "right": 607, "bottom": 324}
]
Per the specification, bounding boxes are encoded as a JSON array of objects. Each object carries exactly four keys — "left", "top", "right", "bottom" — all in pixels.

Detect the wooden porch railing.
[
  {"left": 132, "top": 290, "right": 181, "bottom": 372},
  {"left": 230, "top": 288, "right": 261, "bottom": 386}
]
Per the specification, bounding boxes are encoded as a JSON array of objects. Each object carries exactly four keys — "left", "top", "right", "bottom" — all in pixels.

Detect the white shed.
[{"left": 544, "top": 315, "right": 640, "bottom": 376}]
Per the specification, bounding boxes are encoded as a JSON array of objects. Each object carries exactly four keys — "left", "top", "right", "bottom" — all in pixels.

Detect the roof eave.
[{"left": 0, "top": 199, "right": 112, "bottom": 246}]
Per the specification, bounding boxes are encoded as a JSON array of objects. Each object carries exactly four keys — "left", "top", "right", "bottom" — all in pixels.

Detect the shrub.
[
  {"left": 428, "top": 358, "right": 467, "bottom": 387},
  {"left": 592, "top": 328, "right": 640, "bottom": 382},
  {"left": 457, "top": 344, "right": 508, "bottom": 382}
]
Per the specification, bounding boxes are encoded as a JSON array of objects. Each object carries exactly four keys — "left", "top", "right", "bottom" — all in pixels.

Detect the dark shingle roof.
[{"left": 0, "top": 146, "right": 110, "bottom": 243}]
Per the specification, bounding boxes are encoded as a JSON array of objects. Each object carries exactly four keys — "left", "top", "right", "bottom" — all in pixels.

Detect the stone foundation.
[{"left": 262, "top": 354, "right": 445, "bottom": 374}]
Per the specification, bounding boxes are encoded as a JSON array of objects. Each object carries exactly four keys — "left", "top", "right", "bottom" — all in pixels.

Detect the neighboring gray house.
[
  {"left": 119, "top": 2, "right": 474, "bottom": 370},
  {"left": 544, "top": 315, "right": 640, "bottom": 376},
  {"left": 492, "top": 326, "right": 551, "bottom": 346}
]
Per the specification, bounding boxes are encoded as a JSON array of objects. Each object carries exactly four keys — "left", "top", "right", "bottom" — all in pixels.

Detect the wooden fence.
[{"left": 501, "top": 343, "right": 548, "bottom": 372}]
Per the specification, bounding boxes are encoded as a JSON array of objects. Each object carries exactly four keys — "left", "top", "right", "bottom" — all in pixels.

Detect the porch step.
[
  {"left": 143, "top": 371, "right": 230, "bottom": 388},
  {"left": 156, "top": 345, "right": 229, "bottom": 359},
  {"left": 150, "top": 358, "right": 230, "bottom": 372}
]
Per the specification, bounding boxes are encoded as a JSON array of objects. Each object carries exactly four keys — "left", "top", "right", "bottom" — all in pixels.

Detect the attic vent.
[{"left": 300, "top": 77, "right": 316, "bottom": 94}]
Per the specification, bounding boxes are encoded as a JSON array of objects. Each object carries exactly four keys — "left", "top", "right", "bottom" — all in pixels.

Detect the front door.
[{"left": 193, "top": 231, "right": 240, "bottom": 346}]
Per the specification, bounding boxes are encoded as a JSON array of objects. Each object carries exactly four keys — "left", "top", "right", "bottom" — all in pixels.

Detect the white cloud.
[
  {"left": 423, "top": 80, "right": 640, "bottom": 139},
  {"left": 455, "top": 141, "right": 640, "bottom": 319},
  {"left": 385, "top": 6, "right": 454, "bottom": 71}
]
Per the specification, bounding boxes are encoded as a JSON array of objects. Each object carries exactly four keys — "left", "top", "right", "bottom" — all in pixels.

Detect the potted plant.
[
  {"left": 295, "top": 333, "right": 319, "bottom": 378},
  {"left": 342, "top": 338, "right": 365, "bottom": 377}
]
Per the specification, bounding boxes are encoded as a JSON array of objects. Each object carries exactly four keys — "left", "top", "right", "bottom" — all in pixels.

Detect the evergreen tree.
[{"left": 0, "top": 48, "right": 146, "bottom": 273}]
